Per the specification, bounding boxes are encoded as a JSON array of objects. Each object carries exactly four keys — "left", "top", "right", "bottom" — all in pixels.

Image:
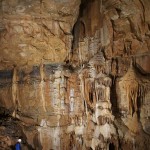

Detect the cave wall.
[
  {"left": 0, "top": 0, "right": 150, "bottom": 150},
  {"left": 0, "top": 0, "right": 81, "bottom": 69}
]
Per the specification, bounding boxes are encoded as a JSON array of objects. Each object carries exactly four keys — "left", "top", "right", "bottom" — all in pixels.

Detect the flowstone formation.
[{"left": 0, "top": 0, "right": 150, "bottom": 150}]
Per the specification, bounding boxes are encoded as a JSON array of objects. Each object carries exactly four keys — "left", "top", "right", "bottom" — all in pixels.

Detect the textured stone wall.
[
  {"left": 0, "top": 0, "right": 80, "bottom": 70},
  {"left": 0, "top": 0, "right": 150, "bottom": 150}
]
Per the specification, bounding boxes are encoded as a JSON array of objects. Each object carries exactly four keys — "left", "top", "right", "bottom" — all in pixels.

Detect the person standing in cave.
[{"left": 15, "top": 139, "right": 22, "bottom": 150}]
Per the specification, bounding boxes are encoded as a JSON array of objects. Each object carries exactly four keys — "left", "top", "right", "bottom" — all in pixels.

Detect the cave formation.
[{"left": 0, "top": 0, "right": 150, "bottom": 149}]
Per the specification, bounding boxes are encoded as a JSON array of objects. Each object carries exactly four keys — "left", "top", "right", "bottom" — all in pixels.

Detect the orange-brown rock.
[{"left": 0, "top": 0, "right": 150, "bottom": 150}]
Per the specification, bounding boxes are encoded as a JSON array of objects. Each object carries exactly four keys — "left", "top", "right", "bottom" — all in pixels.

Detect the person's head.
[{"left": 18, "top": 139, "right": 22, "bottom": 143}]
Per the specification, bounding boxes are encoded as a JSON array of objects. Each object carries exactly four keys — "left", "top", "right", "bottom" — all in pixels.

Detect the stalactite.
[
  {"left": 79, "top": 73, "right": 88, "bottom": 116},
  {"left": 67, "top": 35, "right": 73, "bottom": 62},
  {"left": 120, "top": 65, "right": 150, "bottom": 115},
  {"left": 89, "top": 62, "right": 96, "bottom": 79},
  {"left": 84, "top": 79, "right": 94, "bottom": 109},
  {"left": 126, "top": 81, "right": 139, "bottom": 115},
  {"left": 60, "top": 74, "right": 65, "bottom": 109},
  {"left": 70, "top": 88, "right": 74, "bottom": 112},
  {"left": 12, "top": 66, "right": 17, "bottom": 105},
  {"left": 89, "top": 38, "right": 95, "bottom": 56},
  {"left": 12, "top": 66, "right": 19, "bottom": 117},
  {"left": 78, "top": 42, "right": 83, "bottom": 65},
  {"left": 40, "top": 59, "right": 46, "bottom": 112}
]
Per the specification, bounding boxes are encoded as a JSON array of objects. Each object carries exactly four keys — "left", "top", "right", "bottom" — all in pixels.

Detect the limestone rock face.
[
  {"left": 0, "top": 0, "right": 150, "bottom": 150},
  {"left": 0, "top": 0, "right": 80, "bottom": 69}
]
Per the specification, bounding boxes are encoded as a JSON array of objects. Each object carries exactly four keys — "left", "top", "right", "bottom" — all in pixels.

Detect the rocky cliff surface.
[{"left": 0, "top": 0, "right": 150, "bottom": 150}]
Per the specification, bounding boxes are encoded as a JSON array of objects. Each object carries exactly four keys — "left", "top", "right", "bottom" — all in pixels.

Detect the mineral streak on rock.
[{"left": 0, "top": 0, "right": 150, "bottom": 150}]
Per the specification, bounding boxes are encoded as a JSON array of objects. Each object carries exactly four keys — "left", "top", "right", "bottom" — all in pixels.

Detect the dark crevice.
[
  {"left": 71, "top": 0, "right": 90, "bottom": 51},
  {"left": 110, "top": 78, "right": 119, "bottom": 117},
  {"left": 109, "top": 143, "right": 115, "bottom": 150}
]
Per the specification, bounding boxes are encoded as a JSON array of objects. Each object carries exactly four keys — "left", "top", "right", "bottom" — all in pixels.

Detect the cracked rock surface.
[{"left": 0, "top": 0, "right": 150, "bottom": 150}]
